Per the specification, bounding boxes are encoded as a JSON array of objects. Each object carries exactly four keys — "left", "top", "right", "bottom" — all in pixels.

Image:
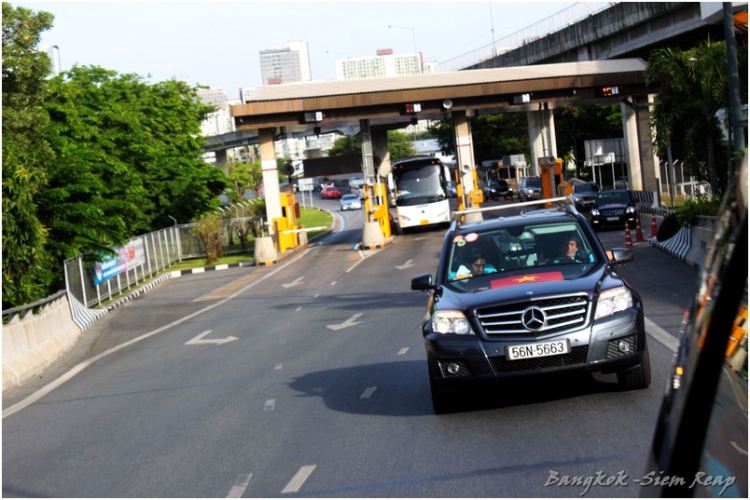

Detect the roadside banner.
[{"left": 94, "top": 238, "right": 146, "bottom": 285}]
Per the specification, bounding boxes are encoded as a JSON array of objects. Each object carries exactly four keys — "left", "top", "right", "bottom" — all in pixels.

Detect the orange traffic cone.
[
  {"left": 624, "top": 222, "right": 633, "bottom": 248},
  {"left": 635, "top": 216, "right": 645, "bottom": 242},
  {"left": 650, "top": 213, "right": 658, "bottom": 239}
]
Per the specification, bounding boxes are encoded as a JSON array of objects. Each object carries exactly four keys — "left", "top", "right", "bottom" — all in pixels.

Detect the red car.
[{"left": 320, "top": 187, "right": 342, "bottom": 199}]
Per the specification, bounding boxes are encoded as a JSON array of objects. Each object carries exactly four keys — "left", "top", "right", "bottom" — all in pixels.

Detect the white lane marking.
[
  {"left": 226, "top": 473, "right": 253, "bottom": 498},
  {"left": 326, "top": 313, "right": 364, "bottom": 331},
  {"left": 330, "top": 281, "right": 337, "bottom": 286},
  {"left": 281, "top": 465, "right": 316, "bottom": 494},
  {"left": 314, "top": 293, "right": 320, "bottom": 298},
  {"left": 730, "top": 441, "right": 748, "bottom": 456},
  {"left": 264, "top": 399, "right": 276, "bottom": 411},
  {"left": 396, "top": 259, "right": 415, "bottom": 270},
  {"left": 3, "top": 249, "right": 310, "bottom": 419},
  {"left": 644, "top": 317, "right": 679, "bottom": 352},
  {"left": 397, "top": 347, "right": 410, "bottom": 355},
  {"left": 347, "top": 247, "right": 384, "bottom": 273},
  {"left": 274, "top": 363, "right": 283, "bottom": 370},
  {"left": 295, "top": 307, "right": 302, "bottom": 312},
  {"left": 360, "top": 386, "right": 377, "bottom": 399},
  {"left": 282, "top": 277, "right": 304, "bottom": 289},
  {"left": 185, "top": 330, "right": 238, "bottom": 346}
]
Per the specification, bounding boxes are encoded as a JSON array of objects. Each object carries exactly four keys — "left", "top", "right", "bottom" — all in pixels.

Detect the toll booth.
[
  {"left": 272, "top": 192, "right": 299, "bottom": 253},
  {"left": 539, "top": 157, "right": 564, "bottom": 205}
]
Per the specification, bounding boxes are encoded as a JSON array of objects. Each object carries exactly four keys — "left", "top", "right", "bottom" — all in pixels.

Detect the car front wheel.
[{"left": 617, "top": 343, "right": 651, "bottom": 390}]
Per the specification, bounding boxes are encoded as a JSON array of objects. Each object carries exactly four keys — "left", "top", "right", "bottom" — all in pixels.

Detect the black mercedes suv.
[{"left": 411, "top": 198, "right": 650, "bottom": 413}]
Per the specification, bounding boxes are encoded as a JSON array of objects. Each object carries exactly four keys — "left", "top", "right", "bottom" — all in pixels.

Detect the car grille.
[
  {"left": 599, "top": 208, "right": 625, "bottom": 216},
  {"left": 476, "top": 293, "right": 589, "bottom": 335},
  {"left": 490, "top": 346, "right": 589, "bottom": 373}
]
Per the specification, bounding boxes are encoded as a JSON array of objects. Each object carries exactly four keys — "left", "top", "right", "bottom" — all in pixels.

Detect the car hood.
[
  {"left": 596, "top": 202, "right": 630, "bottom": 209},
  {"left": 437, "top": 265, "right": 621, "bottom": 312}
]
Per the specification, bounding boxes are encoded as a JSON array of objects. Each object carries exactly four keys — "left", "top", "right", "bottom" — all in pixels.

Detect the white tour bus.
[{"left": 390, "top": 156, "right": 452, "bottom": 233}]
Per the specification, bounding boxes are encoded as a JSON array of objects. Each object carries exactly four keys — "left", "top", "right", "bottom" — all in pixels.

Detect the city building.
[
  {"left": 333, "top": 49, "right": 426, "bottom": 80},
  {"left": 259, "top": 40, "right": 312, "bottom": 85}
]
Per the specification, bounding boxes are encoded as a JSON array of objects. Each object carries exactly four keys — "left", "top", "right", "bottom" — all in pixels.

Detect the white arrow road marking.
[
  {"left": 274, "top": 363, "right": 283, "bottom": 370},
  {"left": 282, "top": 277, "right": 304, "bottom": 289},
  {"left": 185, "top": 330, "right": 238, "bottom": 346},
  {"left": 326, "top": 313, "right": 364, "bottom": 331},
  {"left": 397, "top": 347, "right": 410, "bottom": 355},
  {"left": 264, "top": 399, "right": 276, "bottom": 411},
  {"left": 396, "top": 259, "right": 415, "bottom": 270},
  {"left": 227, "top": 473, "right": 253, "bottom": 498},
  {"left": 360, "top": 386, "right": 377, "bottom": 399},
  {"left": 281, "top": 465, "right": 317, "bottom": 494}
]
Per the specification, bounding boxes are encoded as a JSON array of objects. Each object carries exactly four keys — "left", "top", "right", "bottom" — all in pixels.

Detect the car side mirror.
[
  {"left": 609, "top": 247, "right": 634, "bottom": 265},
  {"left": 411, "top": 273, "right": 435, "bottom": 291}
]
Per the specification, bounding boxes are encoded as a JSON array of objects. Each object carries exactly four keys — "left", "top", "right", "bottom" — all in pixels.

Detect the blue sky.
[{"left": 19, "top": 1, "right": 577, "bottom": 99}]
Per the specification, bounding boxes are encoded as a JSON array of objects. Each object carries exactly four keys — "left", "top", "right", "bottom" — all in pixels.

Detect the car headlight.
[
  {"left": 626, "top": 206, "right": 637, "bottom": 214},
  {"left": 595, "top": 286, "right": 633, "bottom": 319},
  {"left": 432, "top": 310, "right": 474, "bottom": 335},
  {"left": 591, "top": 208, "right": 600, "bottom": 216}
]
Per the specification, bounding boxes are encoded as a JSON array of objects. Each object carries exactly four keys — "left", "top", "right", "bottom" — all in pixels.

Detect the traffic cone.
[
  {"left": 650, "top": 213, "right": 658, "bottom": 239},
  {"left": 635, "top": 216, "right": 645, "bottom": 242},
  {"left": 624, "top": 222, "right": 633, "bottom": 248}
]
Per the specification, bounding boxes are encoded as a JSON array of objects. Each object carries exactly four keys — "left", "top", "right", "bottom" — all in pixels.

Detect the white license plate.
[
  {"left": 506, "top": 339, "right": 570, "bottom": 360},
  {"left": 606, "top": 216, "right": 620, "bottom": 221}
]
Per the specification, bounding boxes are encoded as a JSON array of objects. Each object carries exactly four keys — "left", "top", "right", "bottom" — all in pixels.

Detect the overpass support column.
[
  {"left": 259, "top": 128, "right": 282, "bottom": 226},
  {"left": 453, "top": 111, "right": 478, "bottom": 207},
  {"left": 215, "top": 149, "right": 228, "bottom": 169},
  {"left": 621, "top": 95, "right": 659, "bottom": 193},
  {"left": 527, "top": 103, "right": 558, "bottom": 176}
]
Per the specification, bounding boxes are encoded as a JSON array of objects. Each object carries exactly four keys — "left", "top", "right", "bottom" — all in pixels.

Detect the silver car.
[{"left": 340, "top": 194, "right": 362, "bottom": 211}]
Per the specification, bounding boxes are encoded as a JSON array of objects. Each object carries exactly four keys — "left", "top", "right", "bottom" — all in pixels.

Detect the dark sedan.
[
  {"left": 483, "top": 179, "right": 513, "bottom": 200},
  {"left": 590, "top": 189, "right": 638, "bottom": 229}
]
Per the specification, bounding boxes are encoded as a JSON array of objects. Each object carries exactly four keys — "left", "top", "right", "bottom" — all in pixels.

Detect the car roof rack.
[{"left": 452, "top": 196, "right": 579, "bottom": 226}]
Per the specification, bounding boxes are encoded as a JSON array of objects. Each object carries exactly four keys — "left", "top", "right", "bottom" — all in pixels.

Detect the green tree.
[
  {"left": 326, "top": 131, "right": 416, "bottom": 161},
  {"left": 190, "top": 212, "right": 224, "bottom": 265},
  {"left": 37, "top": 65, "right": 228, "bottom": 273},
  {"left": 427, "top": 113, "right": 531, "bottom": 164},
  {"left": 645, "top": 41, "right": 747, "bottom": 195},
  {"left": 555, "top": 104, "right": 622, "bottom": 177},
  {"left": 224, "top": 161, "right": 262, "bottom": 202},
  {"left": 2, "top": 2, "right": 57, "bottom": 308}
]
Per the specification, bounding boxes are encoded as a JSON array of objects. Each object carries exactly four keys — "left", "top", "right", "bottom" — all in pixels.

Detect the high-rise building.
[
  {"left": 259, "top": 40, "right": 312, "bottom": 85},
  {"left": 39, "top": 45, "right": 61, "bottom": 76},
  {"left": 196, "top": 88, "right": 235, "bottom": 137},
  {"left": 333, "top": 49, "right": 428, "bottom": 81}
]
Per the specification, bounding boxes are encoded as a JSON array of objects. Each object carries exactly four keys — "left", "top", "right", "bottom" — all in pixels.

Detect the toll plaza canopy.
[{"left": 230, "top": 58, "right": 658, "bottom": 133}]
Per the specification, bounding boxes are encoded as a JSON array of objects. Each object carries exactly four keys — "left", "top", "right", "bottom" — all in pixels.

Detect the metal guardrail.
[
  {"left": 63, "top": 216, "right": 266, "bottom": 309},
  {"left": 439, "top": 2, "right": 617, "bottom": 72}
]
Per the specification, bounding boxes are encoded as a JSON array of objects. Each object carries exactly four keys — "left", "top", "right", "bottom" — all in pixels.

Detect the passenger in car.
[{"left": 450, "top": 247, "right": 498, "bottom": 280}]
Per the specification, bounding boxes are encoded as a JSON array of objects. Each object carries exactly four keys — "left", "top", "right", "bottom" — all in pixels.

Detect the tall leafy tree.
[
  {"left": 2, "top": 2, "right": 57, "bottom": 307},
  {"left": 646, "top": 41, "right": 747, "bottom": 194},
  {"left": 38, "top": 65, "right": 228, "bottom": 270}
]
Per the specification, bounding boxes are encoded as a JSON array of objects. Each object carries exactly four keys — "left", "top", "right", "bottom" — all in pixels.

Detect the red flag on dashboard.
[{"left": 491, "top": 271, "right": 565, "bottom": 289}]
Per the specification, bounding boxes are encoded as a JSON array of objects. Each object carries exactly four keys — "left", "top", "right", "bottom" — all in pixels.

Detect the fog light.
[
  {"left": 447, "top": 363, "right": 461, "bottom": 375},
  {"left": 618, "top": 340, "right": 631, "bottom": 353}
]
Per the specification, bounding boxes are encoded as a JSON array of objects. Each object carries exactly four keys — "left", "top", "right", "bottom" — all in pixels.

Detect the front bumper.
[
  {"left": 424, "top": 309, "right": 645, "bottom": 391},
  {"left": 591, "top": 213, "right": 637, "bottom": 227}
]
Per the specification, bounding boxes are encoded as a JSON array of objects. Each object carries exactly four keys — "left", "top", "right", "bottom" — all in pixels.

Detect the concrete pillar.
[
  {"left": 259, "top": 128, "right": 282, "bottom": 227},
  {"left": 372, "top": 127, "right": 391, "bottom": 205},
  {"left": 621, "top": 95, "right": 659, "bottom": 192},
  {"left": 453, "top": 110, "right": 477, "bottom": 195},
  {"left": 215, "top": 149, "right": 228, "bottom": 169},
  {"left": 527, "top": 103, "right": 558, "bottom": 176}
]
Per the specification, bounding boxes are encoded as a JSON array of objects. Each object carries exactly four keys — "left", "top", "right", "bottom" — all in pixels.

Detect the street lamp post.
[{"left": 388, "top": 25, "right": 417, "bottom": 55}]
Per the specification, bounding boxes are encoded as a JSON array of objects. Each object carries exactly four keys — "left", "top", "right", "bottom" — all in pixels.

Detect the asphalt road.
[{"left": 2, "top": 198, "right": 699, "bottom": 497}]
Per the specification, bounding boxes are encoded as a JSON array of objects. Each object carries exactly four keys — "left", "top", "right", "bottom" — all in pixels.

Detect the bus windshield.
[{"left": 393, "top": 161, "right": 447, "bottom": 206}]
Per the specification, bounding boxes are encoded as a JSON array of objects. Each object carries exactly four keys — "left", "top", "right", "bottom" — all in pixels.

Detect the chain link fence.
[{"left": 64, "top": 216, "right": 266, "bottom": 308}]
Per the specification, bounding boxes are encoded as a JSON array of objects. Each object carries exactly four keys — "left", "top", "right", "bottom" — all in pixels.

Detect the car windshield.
[
  {"left": 598, "top": 192, "right": 631, "bottom": 204},
  {"left": 342, "top": 195, "right": 358, "bottom": 201},
  {"left": 574, "top": 183, "right": 598, "bottom": 193},
  {"left": 445, "top": 221, "right": 599, "bottom": 291},
  {"left": 525, "top": 178, "right": 541, "bottom": 188}
]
